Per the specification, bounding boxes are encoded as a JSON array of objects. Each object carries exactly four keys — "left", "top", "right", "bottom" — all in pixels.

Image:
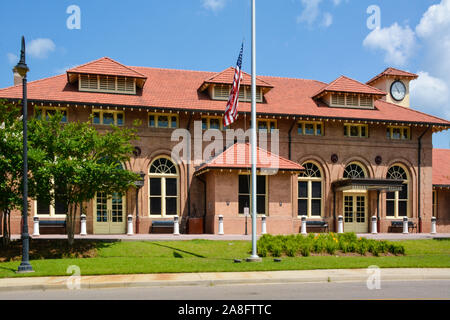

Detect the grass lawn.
[{"left": 0, "top": 239, "right": 449, "bottom": 278}]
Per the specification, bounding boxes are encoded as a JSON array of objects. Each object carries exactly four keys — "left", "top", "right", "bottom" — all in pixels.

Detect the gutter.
[
  {"left": 288, "top": 120, "right": 297, "bottom": 160},
  {"left": 197, "top": 175, "right": 207, "bottom": 233},
  {"left": 417, "top": 126, "right": 430, "bottom": 233}
]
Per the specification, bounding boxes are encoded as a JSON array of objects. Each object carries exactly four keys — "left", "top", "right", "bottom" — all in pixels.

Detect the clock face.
[{"left": 390, "top": 80, "right": 406, "bottom": 101}]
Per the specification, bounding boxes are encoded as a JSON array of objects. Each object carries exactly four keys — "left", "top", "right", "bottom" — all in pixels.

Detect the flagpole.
[{"left": 247, "top": 0, "right": 261, "bottom": 262}]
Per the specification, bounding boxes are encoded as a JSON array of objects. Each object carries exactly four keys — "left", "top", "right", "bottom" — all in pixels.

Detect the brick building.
[{"left": 0, "top": 57, "right": 449, "bottom": 235}]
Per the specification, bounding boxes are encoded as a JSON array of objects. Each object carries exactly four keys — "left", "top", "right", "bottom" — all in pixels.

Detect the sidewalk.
[
  {"left": 11, "top": 233, "right": 450, "bottom": 241},
  {"left": 1, "top": 268, "right": 449, "bottom": 292}
]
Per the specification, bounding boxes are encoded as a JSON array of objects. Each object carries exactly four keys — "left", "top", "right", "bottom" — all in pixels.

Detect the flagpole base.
[{"left": 246, "top": 256, "right": 262, "bottom": 263}]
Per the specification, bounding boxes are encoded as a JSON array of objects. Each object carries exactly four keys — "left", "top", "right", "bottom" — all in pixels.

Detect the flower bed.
[{"left": 257, "top": 233, "right": 406, "bottom": 258}]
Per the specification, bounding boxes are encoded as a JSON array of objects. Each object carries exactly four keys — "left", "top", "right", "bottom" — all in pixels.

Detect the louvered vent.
[
  {"left": 79, "top": 74, "right": 136, "bottom": 94},
  {"left": 214, "top": 85, "right": 231, "bottom": 99},
  {"left": 346, "top": 95, "right": 359, "bottom": 107},
  {"left": 331, "top": 94, "right": 345, "bottom": 106},
  {"left": 360, "top": 96, "right": 373, "bottom": 108}
]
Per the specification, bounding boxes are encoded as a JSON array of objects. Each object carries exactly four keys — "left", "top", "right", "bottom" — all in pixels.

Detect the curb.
[{"left": 1, "top": 268, "right": 449, "bottom": 292}]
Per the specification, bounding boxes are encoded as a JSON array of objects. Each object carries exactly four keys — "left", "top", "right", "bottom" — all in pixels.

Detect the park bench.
[
  {"left": 39, "top": 220, "right": 66, "bottom": 235},
  {"left": 306, "top": 221, "right": 329, "bottom": 233},
  {"left": 390, "top": 220, "right": 417, "bottom": 233},
  {"left": 151, "top": 220, "right": 174, "bottom": 234}
]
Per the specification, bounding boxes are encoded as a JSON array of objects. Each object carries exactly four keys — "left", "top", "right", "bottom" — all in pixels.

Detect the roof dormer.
[
  {"left": 199, "top": 67, "right": 273, "bottom": 103},
  {"left": 367, "top": 68, "right": 418, "bottom": 108},
  {"left": 312, "top": 76, "right": 386, "bottom": 109},
  {"left": 66, "top": 57, "right": 147, "bottom": 95}
]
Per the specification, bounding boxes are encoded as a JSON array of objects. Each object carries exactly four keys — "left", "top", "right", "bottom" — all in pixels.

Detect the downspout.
[
  {"left": 186, "top": 115, "right": 193, "bottom": 230},
  {"left": 197, "top": 175, "right": 207, "bottom": 233},
  {"left": 417, "top": 126, "right": 430, "bottom": 233},
  {"left": 333, "top": 186, "right": 337, "bottom": 232},
  {"left": 288, "top": 120, "right": 297, "bottom": 160}
]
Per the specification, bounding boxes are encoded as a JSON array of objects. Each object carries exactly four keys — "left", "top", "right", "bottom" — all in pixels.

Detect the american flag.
[{"left": 223, "top": 43, "right": 244, "bottom": 127}]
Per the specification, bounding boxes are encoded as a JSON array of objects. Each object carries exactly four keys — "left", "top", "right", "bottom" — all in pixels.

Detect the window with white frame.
[
  {"left": 79, "top": 74, "right": 136, "bottom": 94},
  {"left": 212, "top": 84, "right": 263, "bottom": 102},
  {"left": 386, "top": 165, "right": 409, "bottom": 218},
  {"left": 35, "top": 185, "right": 68, "bottom": 217},
  {"left": 148, "top": 113, "right": 178, "bottom": 129},
  {"left": 149, "top": 157, "right": 179, "bottom": 216},
  {"left": 344, "top": 162, "right": 367, "bottom": 179},
  {"left": 298, "top": 162, "right": 323, "bottom": 217}
]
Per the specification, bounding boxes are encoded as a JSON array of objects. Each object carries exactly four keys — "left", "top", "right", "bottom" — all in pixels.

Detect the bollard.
[
  {"left": 402, "top": 217, "right": 409, "bottom": 234},
  {"left": 371, "top": 216, "right": 377, "bottom": 234},
  {"left": 32, "top": 216, "right": 40, "bottom": 237},
  {"left": 127, "top": 215, "right": 134, "bottom": 236},
  {"left": 80, "top": 214, "right": 87, "bottom": 236},
  {"left": 338, "top": 215, "right": 344, "bottom": 234},
  {"left": 218, "top": 215, "right": 224, "bottom": 235},
  {"left": 301, "top": 216, "right": 307, "bottom": 235},
  {"left": 431, "top": 217, "right": 437, "bottom": 234},
  {"left": 173, "top": 216, "right": 180, "bottom": 235},
  {"left": 261, "top": 215, "right": 267, "bottom": 235}
]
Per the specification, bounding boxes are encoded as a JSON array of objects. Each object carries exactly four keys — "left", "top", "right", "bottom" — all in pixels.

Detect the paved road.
[{"left": 1, "top": 280, "right": 449, "bottom": 300}]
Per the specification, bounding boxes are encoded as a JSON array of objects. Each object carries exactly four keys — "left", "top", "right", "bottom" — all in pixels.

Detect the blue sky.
[{"left": 1, "top": 0, "right": 449, "bottom": 148}]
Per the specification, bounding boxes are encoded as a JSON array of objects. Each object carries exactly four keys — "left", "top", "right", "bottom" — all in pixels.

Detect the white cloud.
[
  {"left": 322, "top": 12, "right": 333, "bottom": 27},
  {"left": 297, "top": 0, "right": 322, "bottom": 26},
  {"left": 27, "top": 38, "right": 56, "bottom": 59},
  {"left": 6, "top": 53, "right": 18, "bottom": 65},
  {"left": 410, "top": 71, "right": 450, "bottom": 119},
  {"left": 362, "top": 23, "right": 416, "bottom": 66},
  {"left": 416, "top": 0, "right": 450, "bottom": 38},
  {"left": 202, "top": 0, "right": 227, "bottom": 12}
]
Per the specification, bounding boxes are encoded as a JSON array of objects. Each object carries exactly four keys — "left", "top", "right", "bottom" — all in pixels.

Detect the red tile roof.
[
  {"left": 0, "top": 57, "right": 449, "bottom": 126},
  {"left": 433, "top": 149, "right": 450, "bottom": 186},
  {"left": 195, "top": 143, "right": 304, "bottom": 173},
  {"left": 312, "top": 75, "right": 386, "bottom": 99},
  {"left": 67, "top": 57, "right": 147, "bottom": 79},
  {"left": 367, "top": 67, "right": 418, "bottom": 85},
  {"left": 203, "top": 67, "right": 273, "bottom": 88}
]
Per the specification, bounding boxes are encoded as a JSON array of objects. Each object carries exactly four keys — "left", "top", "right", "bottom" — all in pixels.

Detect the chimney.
[{"left": 13, "top": 69, "right": 23, "bottom": 86}]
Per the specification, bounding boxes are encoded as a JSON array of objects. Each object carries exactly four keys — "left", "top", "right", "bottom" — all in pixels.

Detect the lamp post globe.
[{"left": 15, "top": 36, "right": 34, "bottom": 273}]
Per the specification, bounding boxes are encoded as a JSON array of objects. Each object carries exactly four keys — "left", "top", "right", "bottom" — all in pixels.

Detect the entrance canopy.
[{"left": 332, "top": 178, "right": 404, "bottom": 192}]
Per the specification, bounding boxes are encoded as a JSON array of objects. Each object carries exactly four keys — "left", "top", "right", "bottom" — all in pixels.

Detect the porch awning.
[{"left": 332, "top": 178, "right": 404, "bottom": 192}]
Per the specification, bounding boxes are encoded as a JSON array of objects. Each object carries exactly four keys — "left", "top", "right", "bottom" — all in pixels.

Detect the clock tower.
[{"left": 366, "top": 68, "right": 418, "bottom": 108}]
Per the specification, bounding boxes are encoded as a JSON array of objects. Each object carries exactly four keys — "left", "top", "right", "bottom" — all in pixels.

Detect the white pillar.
[
  {"left": 402, "top": 217, "right": 409, "bottom": 234},
  {"left": 218, "top": 215, "right": 224, "bottom": 235},
  {"left": 431, "top": 217, "right": 437, "bottom": 234},
  {"left": 173, "top": 216, "right": 180, "bottom": 236},
  {"left": 338, "top": 215, "right": 344, "bottom": 234},
  {"left": 261, "top": 215, "right": 267, "bottom": 235},
  {"left": 127, "top": 215, "right": 134, "bottom": 236},
  {"left": 371, "top": 216, "right": 377, "bottom": 234},
  {"left": 32, "top": 216, "right": 40, "bottom": 237},
  {"left": 301, "top": 216, "right": 307, "bottom": 235},
  {"left": 80, "top": 214, "right": 87, "bottom": 236}
]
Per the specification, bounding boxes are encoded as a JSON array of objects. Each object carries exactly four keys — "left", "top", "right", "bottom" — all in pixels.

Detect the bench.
[
  {"left": 39, "top": 220, "right": 66, "bottom": 235},
  {"left": 151, "top": 220, "right": 174, "bottom": 234},
  {"left": 390, "top": 221, "right": 417, "bottom": 233},
  {"left": 306, "top": 221, "right": 329, "bottom": 233}
]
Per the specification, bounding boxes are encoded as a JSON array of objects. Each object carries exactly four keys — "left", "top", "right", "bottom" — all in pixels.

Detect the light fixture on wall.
[
  {"left": 226, "top": 201, "right": 230, "bottom": 206},
  {"left": 279, "top": 201, "right": 283, "bottom": 207}
]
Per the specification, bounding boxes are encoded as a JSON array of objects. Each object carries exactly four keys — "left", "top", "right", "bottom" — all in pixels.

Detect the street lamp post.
[
  {"left": 15, "top": 36, "right": 34, "bottom": 273},
  {"left": 134, "top": 171, "right": 145, "bottom": 234}
]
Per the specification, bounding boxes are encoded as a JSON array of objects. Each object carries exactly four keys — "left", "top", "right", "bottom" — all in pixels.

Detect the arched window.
[
  {"left": 344, "top": 162, "right": 367, "bottom": 179},
  {"left": 298, "top": 162, "right": 323, "bottom": 217},
  {"left": 149, "top": 157, "right": 179, "bottom": 216},
  {"left": 386, "top": 165, "right": 409, "bottom": 218}
]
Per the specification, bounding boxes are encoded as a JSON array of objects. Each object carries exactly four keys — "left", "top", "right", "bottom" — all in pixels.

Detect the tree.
[{"left": 28, "top": 111, "right": 140, "bottom": 245}]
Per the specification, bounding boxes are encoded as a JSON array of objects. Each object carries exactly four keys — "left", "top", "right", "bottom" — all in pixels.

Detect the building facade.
[{"left": 1, "top": 57, "right": 449, "bottom": 235}]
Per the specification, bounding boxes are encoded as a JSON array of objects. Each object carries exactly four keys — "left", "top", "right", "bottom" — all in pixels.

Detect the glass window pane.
[
  {"left": 257, "top": 176, "right": 266, "bottom": 195},
  {"left": 239, "top": 175, "right": 250, "bottom": 194},
  {"left": 165, "top": 198, "right": 177, "bottom": 215},
  {"left": 257, "top": 195, "right": 266, "bottom": 214},
  {"left": 402, "top": 129, "right": 409, "bottom": 140},
  {"left": 166, "top": 178, "right": 177, "bottom": 196},
  {"left": 305, "top": 123, "right": 314, "bottom": 135},
  {"left": 350, "top": 126, "right": 359, "bottom": 137},
  {"left": 298, "top": 124, "right": 303, "bottom": 135},
  {"left": 361, "top": 126, "right": 367, "bottom": 137},
  {"left": 311, "top": 200, "right": 321, "bottom": 216},
  {"left": 37, "top": 197, "right": 50, "bottom": 215},
  {"left": 103, "top": 112, "right": 114, "bottom": 125},
  {"left": 54, "top": 185, "right": 67, "bottom": 215},
  {"left": 312, "top": 182, "right": 321, "bottom": 198},
  {"left": 210, "top": 118, "right": 220, "bottom": 129},
  {"left": 386, "top": 200, "right": 395, "bottom": 216},
  {"left": 316, "top": 124, "right": 322, "bottom": 135},
  {"left": 298, "top": 181, "right": 307, "bottom": 198},
  {"left": 258, "top": 121, "right": 268, "bottom": 131},
  {"left": 61, "top": 111, "right": 68, "bottom": 123},
  {"left": 239, "top": 195, "right": 250, "bottom": 214},
  {"left": 202, "top": 118, "right": 207, "bottom": 130},
  {"left": 399, "top": 185, "right": 408, "bottom": 200},
  {"left": 93, "top": 112, "right": 100, "bottom": 124},
  {"left": 386, "top": 192, "right": 395, "bottom": 200},
  {"left": 171, "top": 116, "right": 177, "bottom": 128},
  {"left": 149, "top": 115, "right": 155, "bottom": 127},
  {"left": 150, "top": 178, "right": 161, "bottom": 196},
  {"left": 270, "top": 121, "right": 276, "bottom": 132},
  {"left": 150, "top": 197, "right": 161, "bottom": 215},
  {"left": 298, "top": 199, "right": 307, "bottom": 216},
  {"left": 387, "top": 128, "right": 391, "bottom": 139},
  {"left": 158, "top": 116, "right": 169, "bottom": 128},
  {"left": 392, "top": 128, "right": 401, "bottom": 139},
  {"left": 116, "top": 113, "right": 124, "bottom": 126},
  {"left": 398, "top": 201, "right": 407, "bottom": 216}
]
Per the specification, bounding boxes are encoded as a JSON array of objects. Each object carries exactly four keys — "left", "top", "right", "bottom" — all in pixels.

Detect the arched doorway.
[
  {"left": 149, "top": 157, "right": 179, "bottom": 217},
  {"left": 343, "top": 162, "right": 368, "bottom": 233}
]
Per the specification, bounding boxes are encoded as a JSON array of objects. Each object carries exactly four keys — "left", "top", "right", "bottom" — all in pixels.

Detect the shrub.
[
  {"left": 284, "top": 239, "right": 300, "bottom": 257},
  {"left": 356, "top": 240, "right": 368, "bottom": 255},
  {"left": 300, "top": 242, "right": 312, "bottom": 257},
  {"left": 325, "top": 240, "right": 338, "bottom": 255},
  {"left": 389, "top": 244, "right": 405, "bottom": 255},
  {"left": 338, "top": 232, "right": 357, "bottom": 243}
]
